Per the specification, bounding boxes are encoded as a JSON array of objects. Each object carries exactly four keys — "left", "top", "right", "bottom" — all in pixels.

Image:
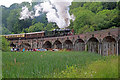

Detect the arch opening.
[
  {"left": 53, "top": 40, "right": 62, "bottom": 49},
  {"left": 19, "top": 43, "right": 31, "bottom": 48},
  {"left": 42, "top": 41, "right": 52, "bottom": 49},
  {"left": 10, "top": 42, "right": 16, "bottom": 47},
  {"left": 74, "top": 39, "right": 85, "bottom": 51},
  {"left": 32, "top": 42, "right": 38, "bottom": 49},
  {"left": 37, "top": 42, "right": 41, "bottom": 49},
  {"left": 87, "top": 37, "right": 99, "bottom": 53},
  {"left": 63, "top": 40, "right": 73, "bottom": 50},
  {"left": 102, "top": 36, "right": 116, "bottom": 56}
]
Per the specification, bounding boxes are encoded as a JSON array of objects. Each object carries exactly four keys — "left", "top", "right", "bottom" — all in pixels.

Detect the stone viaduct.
[{"left": 9, "top": 28, "right": 120, "bottom": 56}]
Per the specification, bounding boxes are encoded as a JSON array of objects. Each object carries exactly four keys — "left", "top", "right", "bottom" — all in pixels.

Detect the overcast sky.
[{"left": 0, "top": 0, "right": 32, "bottom": 7}]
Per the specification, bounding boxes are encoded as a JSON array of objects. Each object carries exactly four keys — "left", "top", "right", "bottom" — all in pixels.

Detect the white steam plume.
[
  {"left": 19, "top": 6, "right": 34, "bottom": 20},
  {"left": 19, "top": 0, "right": 75, "bottom": 29}
]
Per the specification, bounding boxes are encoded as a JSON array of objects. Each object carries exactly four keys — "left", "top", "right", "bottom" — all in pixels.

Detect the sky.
[
  {"left": 0, "top": 0, "right": 32, "bottom": 7},
  {"left": 0, "top": 0, "right": 118, "bottom": 7}
]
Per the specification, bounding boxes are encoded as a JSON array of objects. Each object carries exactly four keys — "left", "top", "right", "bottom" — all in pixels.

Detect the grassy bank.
[
  {"left": 2, "top": 51, "right": 118, "bottom": 78},
  {"left": 52, "top": 55, "right": 118, "bottom": 78}
]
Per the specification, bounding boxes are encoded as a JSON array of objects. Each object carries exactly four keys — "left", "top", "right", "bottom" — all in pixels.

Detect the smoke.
[
  {"left": 19, "top": 0, "right": 75, "bottom": 29},
  {"left": 19, "top": 6, "right": 34, "bottom": 20}
]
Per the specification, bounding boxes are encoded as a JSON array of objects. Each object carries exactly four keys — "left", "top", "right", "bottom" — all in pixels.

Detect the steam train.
[{"left": 3, "top": 29, "right": 73, "bottom": 40}]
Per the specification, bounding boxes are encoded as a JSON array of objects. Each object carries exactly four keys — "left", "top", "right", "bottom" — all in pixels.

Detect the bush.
[{"left": 1, "top": 36, "right": 10, "bottom": 52}]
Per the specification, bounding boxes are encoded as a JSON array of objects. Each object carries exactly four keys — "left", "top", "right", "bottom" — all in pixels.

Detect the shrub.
[{"left": 1, "top": 36, "right": 10, "bottom": 52}]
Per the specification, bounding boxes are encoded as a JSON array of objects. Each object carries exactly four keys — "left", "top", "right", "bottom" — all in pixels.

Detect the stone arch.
[
  {"left": 74, "top": 39, "right": 85, "bottom": 51},
  {"left": 53, "top": 40, "right": 62, "bottom": 49},
  {"left": 20, "top": 43, "right": 31, "bottom": 48},
  {"left": 102, "top": 36, "right": 116, "bottom": 56},
  {"left": 32, "top": 42, "right": 38, "bottom": 49},
  {"left": 87, "top": 37, "right": 99, "bottom": 53},
  {"left": 63, "top": 40, "right": 73, "bottom": 50},
  {"left": 37, "top": 42, "right": 42, "bottom": 49},
  {"left": 10, "top": 42, "right": 16, "bottom": 47},
  {"left": 42, "top": 41, "right": 52, "bottom": 49},
  {"left": 86, "top": 36, "right": 100, "bottom": 44}
]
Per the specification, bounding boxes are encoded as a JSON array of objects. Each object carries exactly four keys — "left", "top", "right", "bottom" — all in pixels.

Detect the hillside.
[{"left": 1, "top": 1, "right": 120, "bottom": 35}]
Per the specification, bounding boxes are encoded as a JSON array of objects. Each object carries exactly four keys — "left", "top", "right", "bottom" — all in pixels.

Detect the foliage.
[
  {"left": 2, "top": 27, "right": 11, "bottom": 35},
  {"left": 71, "top": 7, "right": 95, "bottom": 33},
  {"left": 102, "top": 2, "right": 117, "bottom": 10},
  {"left": 1, "top": 36, "right": 10, "bottom": 52},
  {"left": 70, "top": 2, "right": 85, "bottom": 10},
  {"left": 69, "top": 2, "right": 118, "bottom": 34},
  {"left": 44, "top": 23, "right": 54, "bottom": 31},
  {"left": 78, "top": 25, "right": 95, "bottom": 34},
  {"left": 96, "top": 9, "right": 118, "bottom": 29},
  {"left": 28, "top": 22, "right": 44, "bottom": 32},
  {"left": 6, "top": 9, "right": 21, "bottom": 33},
  {"left": 83, "top": 2, "right": 103, "bottom": 13}
]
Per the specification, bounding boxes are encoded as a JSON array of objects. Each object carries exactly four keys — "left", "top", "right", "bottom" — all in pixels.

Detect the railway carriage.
[
  {"left": 3, "top": 29, "right": 72, "bottom": 39},
  {"left": 3, "top": 33, "right": 25, "bottom": 40},
  {"left": 25, "top": 31, "right": 45, "bottom": 39}
]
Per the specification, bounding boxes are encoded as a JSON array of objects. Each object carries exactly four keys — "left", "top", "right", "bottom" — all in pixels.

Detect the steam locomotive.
[{"left": 3, "top": 29, "right": 73, "bottom": 40}]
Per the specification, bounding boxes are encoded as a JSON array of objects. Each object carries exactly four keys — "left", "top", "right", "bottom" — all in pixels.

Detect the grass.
[
  {"left": 2, "top": 51, "right": 118, "bottom": 78},
  {"left": 52, "top": 55, "right": 118, "bottom": 78}
]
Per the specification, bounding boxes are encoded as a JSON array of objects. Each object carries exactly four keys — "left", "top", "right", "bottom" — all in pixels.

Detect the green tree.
[
  {"left": 83, "top": 2, "right": 103, "bottom": 13},
  {"left": 2, "top": 6, "right": 10, "bottom": 28},
  {"left": 7, "top": 9, "right": 21, "bottom": 32},
  {"left": 9, "top": 2, "right": 31, "bottom": 10},
  {"left": 70, "top": 2, "right": 85, "bottom": 11},
  {"left": 96, "top": 9, "right": 118, "bottom": 29},
  {"left": 32, "top": 19, "right": 37, "bottom": 25},
  {"left": 102, "top": 2, "right": 117, "bottom": 10},
  {"left": 1, "top": 36, "right": 10, "bottom": 52},
  {"left": 21, "top": 28, "right": 29, "bottom": 33},
  {"left": 71, "top": 7, "right": 95, "bottom": 33},
  {"left": 2, "top": 27, "right": 11, "bottom": 35},
  {"left": 78, "top": 25, "right": 95, "bottom": 34},
  {"left": 44, "top": 23, "right": 54, "bottom": 31},
  {"left": 28, "top": 22, "right": 44, "bottom": 32}
]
